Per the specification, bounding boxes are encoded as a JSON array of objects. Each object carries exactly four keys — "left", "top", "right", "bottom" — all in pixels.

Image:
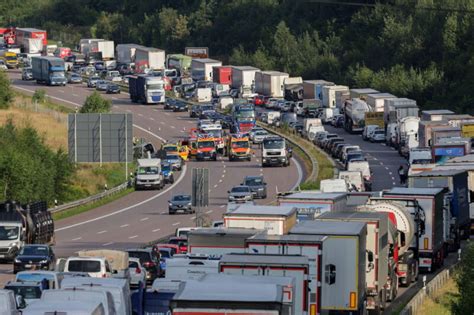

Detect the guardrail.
[{"left": 49, "top": 182, "right": 129, "bottom": 213}]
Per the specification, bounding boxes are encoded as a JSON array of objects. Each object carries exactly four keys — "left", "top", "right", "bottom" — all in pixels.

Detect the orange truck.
[
  {"left": 196, "top": 136, "right": 217, "bottom": 161},
  {"left": 227, "top": 134, "right": 251, "bottom": 161}
]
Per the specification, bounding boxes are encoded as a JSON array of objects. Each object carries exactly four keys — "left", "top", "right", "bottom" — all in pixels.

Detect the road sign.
[
  {"left": 185, "top": 47, "right": 209, "bottom": 58},
  {"left": 192, "top": 168, "right": 209, "bottom": 207}
]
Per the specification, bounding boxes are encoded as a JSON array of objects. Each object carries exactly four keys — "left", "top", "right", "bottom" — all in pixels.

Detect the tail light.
[
  {"left": 135, "top": 267, "right": 141, "bottom": 274},
  {"left": 180, "top": 246, "right": 187, "bottom": 252},
  {"left": 102, "top": 274, "right": 107, "bottom": 278},
  {"left": 143, "top": 261, "right": 156, "bottom": 268}
]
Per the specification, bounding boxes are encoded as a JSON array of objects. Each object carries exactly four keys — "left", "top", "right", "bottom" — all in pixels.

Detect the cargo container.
[
  {"left": 223, "top": 204, "right": 297, "bottom": 235},
  {"left": 22, "top": 38, "right": 43, "bottom": 54},
  {"left": 445, "top": 114, "right": 474, "bottom": 128},
  {"left": 383, "top": 188, "right": 447, "bottom": 272},
  {"left": 317, "top": 212, "right": 397, "bottom": 312},
  {"left": 187, "top": 227, "right": 262, "bottom": 258},
  {"left": 290, "top": 221, "right": 367, "bottom": 315},
  {"left": 409, "top": 169, "right": 470, "bottom": 242},
  {"left": 191, "top": 58, "right": 222, "bottom": 81},
  {"left": 255, "top": 71, "right": 289, "bottom": 98},
  {"left": 421, "top": 110, "right": 454, "bottom": 122},
  {"left": 15, "top": 28, "right": 47, "bottom": 47},
  {"left": 322, "top": 85, "right": 349, "bottom": 108},
  {"left": 303, "top": 80, "right": 334, "bottom": 100},
  {"left": 220, "top": 254, "right": 308, "bottom": 315},
  {"left": 349, "top": 88, "right": 379, "bottom": 100},
  {"left": 116, "top": 43, "right": 143, "bottom": 64},
  {"left": 335, "top": 90, "right": 350, "bottom": 109},
  {"left": 344, "top": 98, "right": 371, "bottom": 133},
  {"left": 384, "top": 98, "right": 418, "bottom": 126},
  {"left": 167, "top": 54, "right": 192, "bottom": 75},
  {"left": 278, "top": 192, "right": 347, "bottom": 222},
  {"left": 231, "top": 66, "right": 260, "bottom": 89},
  {"left": 461, "top": 123, "right": 474, "bottom": 138},
  {"left": 31, "top": 56, "right": 67, "bottom": 86},
  {"left": 366, "top": 93, "right": 396, "bottom": 113},
  {"left": 135, "top": 47, "right": 166, "bottom": 72},
  {"left": 431, "top": 141, "right": 470, "bottom": 163},
  {"left": 129, "top": 75, "right": 165, "bottom": 104},
  {"left": 431, "top": 126, "right": 461, "bottom": 146},
  {"left": 212, "top": 66, "right": 232, "bottom": 85},
  {"left": 418, "top": 120, "right": 450, "bottom": 147}
]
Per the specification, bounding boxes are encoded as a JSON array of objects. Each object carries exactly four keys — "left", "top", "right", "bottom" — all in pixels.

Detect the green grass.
[
  {"left": 16, "top": 91, "right": 75, "bottom": 113},
  {"left": 53, "top": 187, "right": 134, "bottom": 221},
  {"left": 415, "top": 277, "right": 459, "bottom": 315}
]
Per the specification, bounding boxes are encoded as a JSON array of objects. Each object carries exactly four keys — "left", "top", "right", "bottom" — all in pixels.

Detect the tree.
[
  {"left": 452, "top": 243, "right": 474, "bottom": 314},
  {"left": 273, "top": 21, "right": 300, "bottom": 74},
  {"left": 0, "top": 71, "right": 13, "bottom": 109},
  {"left": 80, "top": 91, "right": 111, "bottom": 113}
]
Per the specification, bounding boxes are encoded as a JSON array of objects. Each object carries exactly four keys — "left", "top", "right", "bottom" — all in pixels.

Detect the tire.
[
  {"left": 170, "top": 176, "right": 175, "bottom": 184},
  {"left": 169, "top": 211, "right": 175, "bottom": 215}
]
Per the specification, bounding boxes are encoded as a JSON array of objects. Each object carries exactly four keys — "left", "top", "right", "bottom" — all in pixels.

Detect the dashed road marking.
[
  {"left": 160, "top": 211, "right": 167, "bottom": 214},
  {"left": 259, "top": 168, "right": 263, "bottom": 172},
  {"left": 137, "top": 113, "right": 144, "bottom": 117},
  {"left": 220, "top": 205, "right": 225, "bottom": 208},
  {"left": 190, "top": 216, "right": 196, "bottom": 220},
  {"left": 120, "top": 224, "right": 129, "bottom": 228},
  {"left": 213, "top": 184, "right": 218, "bottom": 188},
  {"left": 206, "top": 210, "right": 213, "bottom": 214},
  {"left": 160, "top": 122, "right": 165, "bottom": 125},
  {"left": 219, "top": 179, "right": 223, "bottom": 183},
  {"left": 140, "top": 217, "right": 149, "bottom": 221},
  {"left": 129, "top": 235, "right": 138, "bottom": 239},
  {"left": 223, "top": 169, "right": 226, "bottom": 173},
  {"left": 223, "top": 164, "right": 226, "bottom": 168},
  {"left": 380, "top": 162, "right": 384, "bottom": 165},
  {"left": 152, "top": 228, "right": 161, "bottom": 232},
  {"left": 172, "top": 222, "right": 181, "bottom": 226},
  {"left": 389, "top": 172, "right": 392, "bottom": 175},
  {"left": 373, "top": 157, "right": 378, "bottom": 161},
  {"left": 391, "top": 177, "right": 395, "bottom": 180},
  {"left": 58, "top": 90, "right": 65, "bottom": 93},
  {"left": 150, "top": 117, "right": 155, "bottom": 121},
  {"left": 385, "top": 167, "right": 389, "bottom": 170},
  {"left": 103, "top": 242, "right": 114, "bottom": 246},
  {"left": 392, "top": 182, "right": 397, "bottom": 185},
  {"left": 97, "top": 230, "right": 107, "bottom": 234},
  {"left": 71, "top": 237, "right": 82, "bottom": 241},
  {"left": 170, "top": 126, "right": 176, "bottom": 129},
  {"left": 221, "top": 174, "right": 225, "bottom": 178},
  {"left": 165, "top": 113, "right": 170, "bottom": 116},
  {"left": 72, "top": 94, "right": 78, "bottom": 97}
]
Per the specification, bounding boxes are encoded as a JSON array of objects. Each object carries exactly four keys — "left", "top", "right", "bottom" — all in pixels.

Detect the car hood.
[
  {"left": 15, "top": 255, "right": 48, "bottom": 262},
  {"left": 171, "top": 200, "right": 191, "bottom": 206}
]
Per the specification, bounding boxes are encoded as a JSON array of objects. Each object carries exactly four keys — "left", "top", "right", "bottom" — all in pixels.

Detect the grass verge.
[
  {"left": 415, "top": 277, "right": 458, "bottom": 315},
  {"left": 52, "top": 187, "right": 134, "bottom": 221}
]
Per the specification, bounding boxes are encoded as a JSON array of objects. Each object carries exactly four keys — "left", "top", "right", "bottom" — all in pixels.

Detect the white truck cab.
[
  {"left": 63, "top": 256, "right": 113, "bottom": 278},
  {"left": 262, "top": 136, "right": 290, "bottom": 167},
  {"left": 135, "top": 158, "right": 164, "bottom": 190}
]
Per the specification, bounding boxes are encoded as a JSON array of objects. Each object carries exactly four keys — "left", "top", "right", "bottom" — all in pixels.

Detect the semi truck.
[
  {"left": 22, "top": 38, "right": 43, "bottom": 54},
  {"left": 303, "top": 80, "right": 334, "bottom": 100},
  {"left": 0, "top": 201, "right": 55, "bottom": 261},
  {"left": 350, "top": 88, "right": 379, "bottom": 100},
  {"left": 15, "top": 28, "right": 47, "bottom": 47},
  {"left": 31, "top": 56, "right": 67, "bottom": 86},
  {"left": 116, "top": 43, "right": 143, "bottom": 64},
  {"left": 167, "top": 54, "right": 193, "bottom": 76},
  {"left": 344, "top": 98, "right": 371, "bottom": 133},
  {"left": 255, "top": 71, "right": 289, "bottom": 98},
  {"left": 135, "top": 47, "right": 166, "bottom": 72},
  {"left": 421, "top": 110, "right": 454, "bottom": 122},
  {"left": 278, "top": 192, "right": 347, "bottom": 221},
  {"left": 366, "top": 93, "right": 396, "bottom": 112},
  {"left": 397, "top": 116, "right": 420, "bottom": 156},
  {"left": 322, "top": 85, "right": 349, "bottom": 108},
  {"left": 212, "top": 66, "right": 232, "bottom": 85},
  {"left": 129, "top": 75, "right": 165, "bottom": 104},
  {"left": 261, "top": 136, "right": 291, "bottom": 167},
  {"left": 191, "top": 58, "right": 222, "bottom": 81},
  {"left": 231, "top": 66, "right": 260, "bottom": 89}
]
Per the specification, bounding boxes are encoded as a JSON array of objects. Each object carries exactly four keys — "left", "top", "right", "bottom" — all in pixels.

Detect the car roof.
[
  {"left": 245, "top": 175, "right": 263, "bottom": 180},
  {"left": 172, "top": 194, "right": 191, "bottom": 197}
]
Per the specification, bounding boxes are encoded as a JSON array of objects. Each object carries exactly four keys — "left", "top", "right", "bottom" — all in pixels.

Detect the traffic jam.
[{"left": 0, "top": 26, "right": 473, "bottom": 315}]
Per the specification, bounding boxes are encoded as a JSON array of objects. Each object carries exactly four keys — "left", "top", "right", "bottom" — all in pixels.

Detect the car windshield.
[
  {"left": 374, "top": 130, "right": 385, "bottom": 135},
  {"left": 5, "top": 286, "right": 41, "bottom": 300},
  {"left": 198, "top": 141, "right": 215, "bottom": 148},
  {"left": 16, "top": 273, "right": 55, "bottom": 283},
  {"left": 172, "top": 195, "right": 191, "bottom": 202},
  {"left": 231, "top": 186, "right": 250, "bottom": 193},
  {"left": 263, "top": 139, "right": 284, "bottom": 149},
  {"left": 205, "top": 130, "right": 222, "bottom": 138},
  {"left": 128, "top": 251, "right": 155, "bottom": 264},
  {"left": 52, "top": 72, "right": 65, "bottom": 78},
  {"left": 168, "top": 239, "right": 187, "bottom": 247},
  {"left": 256, "top": 131, "right": 268, "bottom": 136},
  {"left": 232, "top": 141, "right": 249, "bottom": 149},
  {"left": 159, "top": 250, "right": 171, "bottom": 259},
  {"left": 348, "top": 153, "right": 364, "bottom": 160},
  {"left": 0, "top": 226, "right": 19, "bottom": 240},
  {"left": 412, "top": 159, "right": 432, "bottom": 164},
  {"left": 245, "top": 178, "right": 263, "bottom": 186},
  {"left": 138, "top": 166, "right": 159, "bottom": 175},
  {"left": 67, "top": 260, "right": 101, "bottom": 273},
  {"left": 128, "top": 261, "right": 139, "bottom": 268},
  {"left": 164, "top": 146, "right": 178, "bottom": 152},
  {"left": 167, "top": 154, "right": 180, "bottom": 161},
  {"left": 19, "top": 246, "right": 48, "bottom": 256}
]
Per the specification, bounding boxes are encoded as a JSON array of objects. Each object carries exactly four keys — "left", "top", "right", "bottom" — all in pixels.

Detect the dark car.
[
  {"left": 87, "top": 76, "right": 101, "bottom": 88},
  {"left": 243, "top": 176, "right": 267, "bottom": 199},
  {"left": 168, "top": 237, "right": 188, "bottom": 253},
  {"left": 164, "top": 98, "right": 176, "bottom": 110},
  {"left": 67, "top": 72, "right": 83, "bottom": 84},
  {"left": 173, "top": 100, "right": 188, "bottom": 112},
  {"left": 13, "top": 245, "right": 55, "bottom": 274},
  {"left": 189, "top": 105, "right": 200, "bottom": 118},
  {"left": 106, "top": 83, "right": 121, "bottom": 94},
  {"left": 126, "top": 249, "right": 161, "bottom": 283},
  {"left": 168, "top": 194, "right": 193, "bottom": 215},
  {"left": 161, "top": 162, "right": 175, "bottom": 184}
]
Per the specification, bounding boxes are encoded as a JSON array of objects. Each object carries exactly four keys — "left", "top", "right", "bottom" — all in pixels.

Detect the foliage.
[
  {"left": 80, "top": 91, "right": 111, "bottom": 113},
  {"left": 452, "top": 243, "right": 474, "bottom": 314},
  {"left": 0, "top": 71, "right": 13, "bottom": 109},
  {"left": 32, "top": 89, "right": 46, "bottom": 104}
]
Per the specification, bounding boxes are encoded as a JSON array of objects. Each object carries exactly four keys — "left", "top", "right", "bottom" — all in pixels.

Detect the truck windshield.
[
  {"left": 205, "top": 130, "right": 222, "bottom": 138},
  {"left": 198, "top": 141, "right": 215, "bottom": 148},
  {"left": 6, "top": 56, "right": 17, "bottom": 61},
  {"left": 232, "top": 141, "right": 249, "bottom": 149},
  {"left": 52, "top": 72, "right": 65, "bottom": 78},
  {"left": 163, "top": 146, "right": 178, "bottom": 152},
  {"left": 138, "top": 167, "right": 159, "bottom": 175},
  {"left": 5, "top": 285, "right": 42, "bottom": 300},
  {"left": 263, "top": 139, "right": 284, "bottom": 149},
  {"left": 236, "top": 110, "right": 255, "bottom": 119},
  {"left": 147, "top": 84, "right": 164, "bottom": 90},
  {"left": 0, "top": 226, "right": 19, "bottom": 240}
]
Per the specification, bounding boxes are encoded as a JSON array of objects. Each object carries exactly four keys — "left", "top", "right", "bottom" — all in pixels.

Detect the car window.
[
  {"left": 19, "top": 246, "right": 48, "bottom": 256},
  {"left": 232, "top": 186, "right": 250, "bottom": 193},
  {"left": 172, "top": 195, "right": 191, "bottom": 201},
  {"left": 67, "top": 260, "right": 101, "bottom": 273},
  {"left": 128, "top": 251, "right": 151, "bottom": 264},
  {"left": 129, "top": 261, "right": 139, "bottom": 268},
  {"left": 5, "top": 285, "right": 42, "bottom": 300}
]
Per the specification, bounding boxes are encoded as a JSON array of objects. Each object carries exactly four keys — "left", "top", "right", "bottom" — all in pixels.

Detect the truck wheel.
[{"left": 170, "top": 175, "right": 175, "bottom": 184}]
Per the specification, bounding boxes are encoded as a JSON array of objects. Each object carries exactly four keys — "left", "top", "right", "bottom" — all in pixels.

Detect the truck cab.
[
  {"left": 227, "top": 134, "right": 251, "bottom": 161},
  {"left": 135, "top": 158, "right": 164, "bottom": 190},
  {"left": 1, "top": 51, "right": 18, "bottom": 69},
  {"left": 262, "top": 136, "right": 290, "bottom": 167},
  {"left": 129, "top": 75, "right": 165, "bottom": 104}
]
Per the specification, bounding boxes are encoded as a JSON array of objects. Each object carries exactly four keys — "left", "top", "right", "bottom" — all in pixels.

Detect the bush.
[
  {"left": 80, "top": 91, "right": 111, "bottom": 113},
  {"left": 452, "top": 243, "right": 474, "bottom": 314},
  {"left": 0, "top": 70, "right": 13, "bottom": 109},
  {"left": 32, "top": 89, "right": 47, "bottom": 104}
]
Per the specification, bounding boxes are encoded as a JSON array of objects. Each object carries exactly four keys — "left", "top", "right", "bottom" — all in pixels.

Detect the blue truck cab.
[{"left": 31, "top": 56, "right": 67, "bottom": 86}]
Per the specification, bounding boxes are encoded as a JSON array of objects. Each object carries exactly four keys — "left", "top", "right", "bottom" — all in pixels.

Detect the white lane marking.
[
  {"left": 152, "top": 228, "right": 161, "bottom": 232},
  {"left": 160, "top": 211, "right": 167, "bottom": 214},
  {"left": 170, "top": 126, "right": 176, "bottom": 129},
  {"left": 213, "top": 184, "right": 218, "bottom": 188},
  {"left": 380, "top": 162, "right": 384, "bottom": 165},
  {"left": 385, "top": 167, "right": 389, "bottom": 170},
  {"left": 56, "top": 164, "right": 187, "bottom": 231},
  {"left": 172, "top": 222, "right": 180, "bottom": 226},
  {"left": 133, "top": 124, "right": 166, "bottom": 142},
  {"left": 190, "top": 216, "right": 196, "bottom": 220},
  {"left": 58, "top": 90, "right": 65, "bottom": 93},
  {"left": 103, "top": 242, "right": 114, "bottom": 246},
  {"left": 219, "top": 179, "right": 223, "bottom": 183},
  {"left": 150, "top": 117, "right": 155, "bottom": 121},
  {"left": 13, "top": 86, "right": 81, "bottom": 107},
  {"left": 373, "top": 157, "right": 378, "bottom": 161},
  {"left": 259, "top": 168, "right": 264, "bottom": 172},
  {"left": 160, "top": 121, "right": 165, "bottom": 125},
  {"left": 290, "top": 157, "right": 304, "bottom": 191},
  {"left": 221, "top": 174, "right": 225, "bottom": 178},
  {"left": 389, "top": 172, "right": 393, "bottom": 175},
  {"left": 206, "top": 210, "right": 213, "bottom": 214},
  {"left": 392, "top": 182, "right": 397, "bottom": 185},
  {"left": 112, "top": 97, "right": 119, "bottom": 100},
  {"left": 125, "top": 109, "right": 132, "bottom": 112},
  {"left": 137, "top": 113, "right": 144, "bottom": 117},
  {"left": 223, "top": 164, "right": 226, "bottom": 168},
  {"left": 120, "top": 224, "right": 129, "bottom": 228},
  {"left": 71, "top": 237, "right": 82, "bottom": 241},
  {"left": 220, "top": 205, "right": 225, "bottom": 208},
  {"left": 72, "top": 94, "right": 78, "bottom": 97},
  {"left": 140, "top": 217, "right": 149, "bottom": 221},
  {"left": 129, "top": 235, "right": 138, "bottom": 239},
  {"left": 97, "top": 230, "right": 107, "bottom": 234},
  {"left": 223, "top": 169, "right": 226, "bottom": 173},
  {"left": 256, "top": 159, "right": 260, "bottom": 162},
  {"left": 391, "top": 177, "right": 395, "bottom": 180},
  {"left": 165, "top": 113, "right": 170, "bottom": 116}
]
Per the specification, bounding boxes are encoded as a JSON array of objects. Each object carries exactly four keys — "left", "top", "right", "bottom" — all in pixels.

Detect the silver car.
[
  {"left": 95, "top": 80, "right": 109, "bottom": 91},
  {"left": 128, "top": 257, "right": 146, "bottom": 287},
  {"left": 228, "top": 185, "right": 253, "bottom": 203},
  {"left": 253, "top": 130, "right": 269, "bottom": 144}
]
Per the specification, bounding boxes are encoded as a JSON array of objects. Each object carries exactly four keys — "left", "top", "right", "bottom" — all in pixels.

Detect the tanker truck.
[{"left": 0, "top": 201, "right": 55, "bottom": 261}]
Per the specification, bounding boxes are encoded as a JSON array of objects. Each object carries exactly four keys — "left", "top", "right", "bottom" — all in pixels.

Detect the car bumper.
[
  {"left": 197, "top": 152, "right": 216, "bottom": 160},
  {"left": 135, "top": 181, "right": 162, "bottom": 189},
  {"left": 262, "top": 157, "right": 287, "bottom": 166},
  {"left": 251, "top": 189, "right": 266, "bottom": 198},
  {"left": 14, "top": 262, "right": 50, "bottom": 272},
  {"left": 0, "top": 247, "right": 17, "bottom": 260},
  {"left": 169, "top": 205, "right": 192, "bottom": 212}
]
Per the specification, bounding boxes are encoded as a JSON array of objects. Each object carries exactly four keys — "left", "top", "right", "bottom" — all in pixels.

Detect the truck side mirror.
[
  {"left": 324, "top": 264, "right": 336, "bottom": 285},
  {"left": 367, "top": 251, "right": 374, "bottom": 262}
]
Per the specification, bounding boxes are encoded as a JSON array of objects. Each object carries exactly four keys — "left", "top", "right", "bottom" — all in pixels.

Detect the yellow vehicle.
[
  {"left": 177, "top": 144, "right": 190, "bottom": 161},
  {"left": 226, "top": 134, "right": 251, "bottom": 161},
  {"left": 196, "top": 136, "right": 217, "bottom": 161},
  {"left": 0, "top": 51, "right": 18, "bottom": 69},
  {"left": 161, "top": 143, "right": 179, "bottom": 155}
]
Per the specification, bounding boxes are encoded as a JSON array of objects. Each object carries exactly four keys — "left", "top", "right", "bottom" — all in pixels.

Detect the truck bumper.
[
  {"left": 0, "top": 247, "right": 17, "bottom": 260},
  {"left": 262, "top": 156, "right": 287, "bottom": 166},
  {"left": 229, "top": 153, "right": 250, "bottom": 161},
  {"left": 135, "top": 181, "right": 163, "bottom": 190}
]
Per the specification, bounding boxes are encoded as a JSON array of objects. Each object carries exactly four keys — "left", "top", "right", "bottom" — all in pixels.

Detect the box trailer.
[
  {"left": 303, "top": 80, "right": 334, "bottom": 100},
  {"left": 231, "top": 66, "right": 260, "bottom": 89},
  {"left": 290, "top": 221, "right": 367, "bottom": 315},
  {"left": 418, "top": 120, "right": 450, "bottom": 147},
  {"left": 22, "top": 38, "right": 43, "bottom": 54},
  {"left": 366, "top": 93, "right": 396, "bottom": 113},
  {"left": 349, "top": 88, "right": 379, "bottom": 100},
  {"left": 322, "top": 85, "right": 349, "bottom": 108},
  {"left": 278, "top": 192, "right": 347, "bottom": 222},
  {"left": 89, "top": 40, "right": 114, "bottom": 60},
  {"left": 79, "top": 38, "right": 104, "bottom": 53},
  {"left": 384, "top": 98, "right": 418, "bottom": 126},
  {"left": 135, "top": 47, "right": 166, "bottom": 72},
  {"left": 212, "top": 66, "right": 232, "bottom": 85},
  {"left": 224, "top": 204, "right": 297, "bottom": 235},
  {"left": 431, "top": 141, "right": 470, "bottom": 163},
  {"left": 31, "top": 56, "right": 67, "bottom": 86},
  {"left": 431, "top": 126, "right": 461, "bottom": 146},
  {"left": 254, "top": 71, "right": 289, "bottom": 97},
  {"left": 15, "top": 28, "right": 47, "bottom": 47},
  {"left": 421, "top": 110, "right": 454, "bottom": 122},
  {"left": 116, "top": 44, "right": 143, "bottom": 64},
  {"left": 445, "top": 114, "right": 474, "bottom": 128},
  {"left": 187, "top": 228, "right": 262, "bottom": 258},
  {"left": 191, "top": 58, "right": 222, "bottom": 81},
  {"left": 220, "top": 253, "right": 308, "bottom": 315}
]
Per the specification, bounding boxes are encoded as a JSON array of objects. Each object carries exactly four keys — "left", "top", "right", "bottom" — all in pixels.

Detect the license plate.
[
  {"left": 145, "top": 184, "right": 151, "bottom": 187},
  {"left": 0, "top": 255, "right": 4, "bottom": 258},
  {"left": 25, "top": 264, "right": 31, "bottom": 268}
]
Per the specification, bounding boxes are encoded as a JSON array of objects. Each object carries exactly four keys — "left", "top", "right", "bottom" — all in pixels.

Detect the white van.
[
  {"left": 64, "top": 257, "right": 113, "bottom": 278},
  {"left": 338, "top": 171, "right": 364, "bottom": 192},
  {"left": 22, "top": 300, "right": 105, "bottom": 315},
  {"left": 0, "top": 289, "right": 19, "bottom": 315},
  {"left": 105, "top": 71, "right": 122, "bottom": 82},
  {"left": 41, "top": 289, "right": 116, "bottom": 315},
  {"left": 363, "top": 125, "right": 379, "bottom": 141},
  {"left": 15, "top": 271, "right": 64, "bottom": 289}
]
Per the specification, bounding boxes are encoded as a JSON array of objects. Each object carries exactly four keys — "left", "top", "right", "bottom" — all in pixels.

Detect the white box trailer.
[
  {"left": 90, "top": 40, "right": 115, "bottom": 60},
  {"left": 335, "top": 90, "right": 350, "bottom": 109},
  {"left": 191, "top": 58, "right": 222, "bottom": 81},
  {"left": 116, "top": 43, "right": 143, "bottom": 64},
  {"left": 224, "top": 204, "right": 297, "bottom": 235},
  {"left": 384, "top": 98, "right": 418, "bottom": 126},
  {"left": 231, "top": 66, "right": 260, "bottom": 88},
  {"left": 303, "top": 80, "right": 334, "bottom": 100},
  {"left": 322, "top": 85, "right": 349, "bottom": 108},
  {"left": 421, "top": 110, "right": 455, "bottom": 122},
  {"left": 366, "top": 93, "right": 396, "bottom": 113},
  {"left": 79, "top": 38, "right": 104, "bottom": 53},
  {"left": 135, "top": 46, "right": 166, "bottom": 72},
  {"left": 278, "top": 192, "right": 347, "bottom": 222},
  {"left": 254, "top": 71, "right": 289, "bottom": 97},
  {"left": 23, "top": 38, "right": 43, "bottom": 54}
]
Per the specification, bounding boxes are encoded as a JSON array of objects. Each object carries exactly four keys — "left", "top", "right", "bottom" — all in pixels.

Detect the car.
[
  {"left": 371, "top": 129, "right": 386, "bottom": 142},
  {"left": 345, "top": 151, "right": 366, "bottom": 168},
  {"left": 67, "top": 72, "right": 82, "bottom": 84},
  {"left": 95, "top": 80, "right": 109, "bottom": 91},
  {"left": 249, "top": 127, "right": 264, "bottom": 141},
  {"left": 242, "top": 176, "right": 267, "bottom": 199},
  {"left": 173, "top": 100, "right": 188, "bottom": 112},
  {"left": 105, "top": 70, "right": 122, "bottom": 82},
  {"left": 161, "top": 162, "right": 175, "bottom": 184},
  {"left": 228, "top": 185, "right": 253, "bottom": 203},
  {"left": 168, "top": 194, "right": 193, "bottom": 215},
  {"left": 126, "top": 249, "right": 161, "bottom": 283},
  {"left": 363, "top": 125, "right": 380, "bottom": 141},
  {"left": 253, "top": 95, "right": 265, "bottom": 106},
  {"left": 128, "top": 257, "right": 146, "bottom": 288},
  {"left": 190, "top": 104, "right": 200, "bottom": 118},
  {"left": 21, "top": 67, "right": 33, "bottom": 80},
  {"left": 265, "top": 98, "right": 279, "bottom": 109},
  {"left": 0, "top": 60, "right": 8, "bottom": 71},
  {"left": 168, "top": 237, "right": 188, "bottom": 253},
  {"left": 165, "top": 153, "right": 183, "bottom": 171},
  {"left": 87, "top": 76, "right": 101, "bottom": 88},
  {"left": 164, "top": 98, "right": 176, "bottom": 110},
  {"left": 13, "top": 245, "right": 55, "bottom": 274},
  {"left": 341, "top": 145, "right": 361, "bottom": 163},
  {"left": 106, "top": 83, "right": 121, "bottom": 94},
  {"left": 292, "top": 122, "right": 304, "bottom": 135},
  {"left": 252, "top": 130, "right": 269, "bottom": 144},
  {"left": 334, "top": 143, "right": 349, "bottom": 160}
]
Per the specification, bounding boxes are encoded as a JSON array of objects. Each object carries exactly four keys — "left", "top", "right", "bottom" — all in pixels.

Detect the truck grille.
[
  {"left": 266, "top": 152, "right": 281, "bottom": 156},
  {"left": 0, "top": 248, "right": 9, "bottom": 254}
]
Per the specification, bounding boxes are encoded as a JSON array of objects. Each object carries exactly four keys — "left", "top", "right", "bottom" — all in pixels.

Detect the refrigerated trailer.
[
  {"left": 278, "top": 192, "right": 347, "bottom": 222},
  {"left": 231, "top": 66, "right": 260, "bottom": 89},
  {"left": 135, "top": 47, "right": 166, "bottom": 72},
  {"left": 255, "top": 71, "right": 289, "bottom": 98},
  {"left": 191, "top": 58, "right": 222, "bottom": 81},
  {"left": 116, "top": 43, "right": 143, "bottom": 64},
  {"left": 303, "top": 80, "right": 334, "bottom": 100}
]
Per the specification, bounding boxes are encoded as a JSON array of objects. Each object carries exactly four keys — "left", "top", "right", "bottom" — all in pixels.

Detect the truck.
[
  {"left": 408, "top": 147, "right": 435, "bottom": 176},
  {"left": 344, "top": 98, "right": 371, "bottom": 133},
  {"left": 135, "top": 47, "right": 166, "bottom": 73},
  {"left": 303, "top": 118, "right": 323, "bottom": 135},
  {"left": 231, "top": 66, "right": 260, "bottom": 89},
  {"left": 266, "top": 111, "right": 281, "bottom": 125},
  {"left": 421, "top": 110, "right": 454, "bottom": 122},
  {"left": 320, "top": 179, "right": 349, "bottom": 193},
  {"left": 350, "top": 88, "right": 379, "bottom": 100},
  {"left": 255, "top": 71, "right": 289, "bottom": 98},
  {"left": 301, "top": 99, "right": 321, "bottom": 118},
  {"left": 167, "top": 54, "right": 193, "bottom": 76},
  {"left": 431, "top": 126, "right": 462, "bottom": 146},
  {"left": 226, "top": 133, "right": 251, "bottom": 161},
  {"left": 317, "top": 212, "right": 397, "bottom": 313},
  {"left": 364, "top": 112, "right": 384, "bottom": 128},
  {"left": 232, "top": 103, "right": 256, "bottom": 133},
  {"left": 116, "top": 43, "right": 143, "bottom": 64},
  {"left": 261, "top": 136, "right": 291, "bottom": 167},
  {"left": 283, "top": 77, "right": 303, "bottom": 102},
  {"left": 338, "top": 171, "right": 365, "bottom": 192},
  {"left": 212, "top": 66, "right": 232, "bottom": 85},
  {"left": 134, "top": 158, "right": 165, "bottom": 190},
  {"left": 322, "top": 85, "right": 349, "bottom": 108},
  {"left": 224, "top": 204, "right": 297, "bottom": 235},
  {"left": 290, "top": 220, "right": 367, "bottom": 315},
  {"left": 397, "top": 116, "right": 420, "bottom": 156},
  {"left": 277, "top": 191, "right": 347, "bottom": 222},
  {"left": 191, "top": 58, "right": 222, "bottom": 81},
  {"left": 0, "top": 51, "right": 18, "bottom": 68},
  {"left": 22, "top": 38, "right": 43, "bottom": 54},
  {"left": 409, "top": 169, "right": 471, "bottom": 243},
  {"left": 220, "top": 254, "right": 307, "bottom": 315},
  {"left": 129, "top": 75, "right": 165, "bottom": 104},
  {"left": 86, "top": 40, "right": 114, "bottom": 60},
  {"left": 31, "top": 56, "right": 67, "bottom": 86},
  {"left": 15, "top": 28, "right": 47, "bottom": 47},
  {"left": 384, "top": 98, "right": 418, "bottom": 129},
  {"left": 0, "top": 201, "right": 55, "bottom": 261},
  {"left": 195, "top": 136, "right": 217, "bottom": 161},
  {"left": 79, "top": 38, "right": 104, "bottom": 53},
  {"left": 366, "top": 93, "right": 396, "bottom": 113},
  {"left": 194, "top": 87, "right": 212, "bottom": 103},
  {"left": 303, "top": 80, "right": 334, "bottom": 100},
  {"left": 461, "top": 122, "right": 474, "bottom": 139},
  {"left": 431, "top": 140, "right": 470, "bottom": 163}
]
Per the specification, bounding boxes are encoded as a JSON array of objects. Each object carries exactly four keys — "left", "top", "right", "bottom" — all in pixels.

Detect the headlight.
[
  {"left": 258, "top": 188, "right": 264, "bottom": 191},
  {"left": 14, "top": 258, "right": 21, "bottom": 263},
  {"left": 168, "top": 202, "right": 173, "bottom": 206},
  {"left": 39, "top": 260, "right": 48, "bottom": 264},
  {"left": 229, "top": 196, "right": 235, "bottom": 200},
  {"left": 9, "top": 242, "right": 18, "bottom": 248},
  {"left": 187, "top": 203, "right": 192, "bottom": 206}
]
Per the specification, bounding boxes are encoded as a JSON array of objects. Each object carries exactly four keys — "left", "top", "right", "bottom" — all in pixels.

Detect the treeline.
[{"left": 2, "top": 0, "right": 474, "bottom": 113}]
